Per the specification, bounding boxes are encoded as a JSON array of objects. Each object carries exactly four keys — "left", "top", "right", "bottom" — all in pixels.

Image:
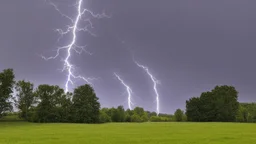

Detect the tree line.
[
  {"left": 185, "top": 85, "right": 256, "bottom": 122},
  {"left": 0, "top": 69, "right": 185, "bottom": 123},
  {"left": 1, "top": 68, "right": 255, "bottom": 123}
]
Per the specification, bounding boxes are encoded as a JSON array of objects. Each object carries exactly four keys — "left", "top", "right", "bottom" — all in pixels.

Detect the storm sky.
[{"left": 0, "top": 0, "right": 255, "bottom": 113}]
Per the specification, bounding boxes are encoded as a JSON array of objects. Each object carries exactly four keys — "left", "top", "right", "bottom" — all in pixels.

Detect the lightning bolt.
[
  {"left": 114, "top": 72, "right": 133, "bottom": 110},
  {"left": 42, "top": 0, "right": 107, "bottom": 93},
  {"left": 134, "top": 61, "right": 160, "bottom": 115}
]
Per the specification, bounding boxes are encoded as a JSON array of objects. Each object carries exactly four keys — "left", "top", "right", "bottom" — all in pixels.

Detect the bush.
[
  {"left": 131, "top": 114, "right": 142, "bottom": 122},
  {"left": 125, "top": 114, "right": 131, "bottom": 122},
  {"left": 99, "top": 111, "right": 111, "bottom": 123},
  {"left": 141, "top": 115, "right": 148, "bottom": 122},
  {"left": 150, "top": 116, "right": 161, "bottom": 122}
]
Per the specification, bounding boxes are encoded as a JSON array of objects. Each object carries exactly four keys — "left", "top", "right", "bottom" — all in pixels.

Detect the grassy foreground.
[{"left": 0, "top": 122, "right": 256, "bottom": 144}]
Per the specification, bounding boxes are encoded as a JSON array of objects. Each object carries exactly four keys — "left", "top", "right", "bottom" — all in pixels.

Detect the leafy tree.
[
  {"left": 71, "top": 84, "right": 100, "bottom": 123},
  {"left": 102, "top": 108, "right": 112, "bottom": 117},
  {"left": 110, "top": 107, "right": 119, "bottom": 122},
  {"left": 174, "top": 109, "right": 184, "bottom": 122},
  {"left": 34, "top": 85, "right": 65, "bottom": 122},
  {"left": 117, "top": 105, "right": 125, "bottom": 122},
  {"left": 125, "top": 114, "right": 132, "bottom": 122},
  {"left": 236, "top": 103, "right": 256, "bottom": 123},
  {"left": 186, "top": 97, "right": 201, "bottom": 121},
  {"left": 236, "top": 105, "right": 248, "bottom": 122},
  {"left": 0, "top": 69, "right": 15, "bottom": 118},
  {"left": 147, "top": 111, "right": 157, "bottom": 118},
  {"left": 125, "top": 109, "right": 133, "bottom": 122},
  {"left": 99, "top": 110, "right": 111, "bottom": 123},
  {"left": 150, "top": 116, "right": 161, "bottom": 122},
  {"left": 131, "top": 113, "right": 141, "bottom": 122},
  {"left": 182, "top": 114, "right": 187, "bottom": 121},
  {"left": 212, "top": 85, "right": 239, "bottom": 122},
  {"left": 199, "top": 92, "right": 215, "bottom": 121},
  {"left": 133, "top": 107, "right": 145, "bottom": 117},
  {"left": 15, "top": 80, "right": 35, "bottom": 120},
  {"left": 185, "top": 85, "right": 239, "bottom": 122},
  {"left": 58, "top": 92, "right": 72, "bottom": 122},
  {"left": 141, "top": 112, "right": 148, "bottom": 122}
]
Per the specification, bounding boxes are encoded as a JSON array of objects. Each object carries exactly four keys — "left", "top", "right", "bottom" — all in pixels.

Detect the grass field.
[{"left": 0, "top": 122, "right": 256, "bottom": 144}]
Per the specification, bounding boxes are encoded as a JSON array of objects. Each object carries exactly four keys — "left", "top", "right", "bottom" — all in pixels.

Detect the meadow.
[{"left": 1, "top": 121, "right": 256, "bottom": 144}]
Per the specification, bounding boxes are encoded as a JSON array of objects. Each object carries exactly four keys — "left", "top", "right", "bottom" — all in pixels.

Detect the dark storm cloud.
[{"left": 1, "top": 0, "right": 255, "bottom": 113}]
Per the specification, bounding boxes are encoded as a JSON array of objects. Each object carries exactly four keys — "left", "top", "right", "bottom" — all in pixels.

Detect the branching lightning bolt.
[
  {"left": 134, "top": 61, "right": 160, "bottom": 115},
  {"left": 114, "top": 72, "right": 133, "bottom": 110},
  {"left": 42, "top": 0, "right": 107, "bottom": 93}
]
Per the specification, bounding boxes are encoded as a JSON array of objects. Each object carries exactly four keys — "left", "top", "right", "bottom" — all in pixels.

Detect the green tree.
[
  {"left": 211, "top": 85, "right": 239, "bottom": 122},
  {"left": 108, "top": 106, "right": 126, "bottom": 122},
  {"left": 174, "top": 109, "right": 184, "bottom": 122},
  {"left": 110, "top": 107, "right": 119, "bottom": 122},
  {"left": 186, "top": 97, "right": 201, "bottom": 121},
  {"left": 125, "top": 109, "right": 133, "bottom": 122},
  {"left": 199, "top": 92, "right": 215, "bottom": 121},
  {"left": 182, "top": 114, "right": 187, "bottom": 121},
  {"left": 99, "top": 110, "right": 111, "bottom": 123},
  {"left": 15, "top": 80, "right": 35, "bottom": 120},
  {"left": 117, "top": 105, "right": 125, "bottom": 122},
  {"left": 58, "top": 92, "right": 72, "bottom": 122},
  {"left": 141, "top": 112, "right": 148, "bottom": 122},
  {"left": 101, "top": 108, "right": 112, "bottom": 117},
  {"left": 237, "top": 103, "right": 256, "bottom": 123},
  {"left": 150, "top": 116, "right": 161, "bottom": 122},
  {"left": 131, "top": 113, "right": 141, "bottom": 122},
  {"left": 147, "top": 111, "right": 157, "bottom": 118},
  {"left": 186, "top": 85, "right": 239, "bottom": 122},
  {"left": 133, "top": 107, "right": 145, "bottom": 117},
  {"left": 236, "top": 105, "right": 248, "bottom": 122},
  {"left": 0, "top": 69, "right": 15, "bottom": 118},
  {"left": 34, "top": 85, "right": 65, "bottom": 122},
  {"left": 71, "top": 84, "right": 100, "bottom": 123}
]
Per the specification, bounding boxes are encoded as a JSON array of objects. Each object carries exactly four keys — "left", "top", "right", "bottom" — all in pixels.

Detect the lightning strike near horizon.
[
  {"left": 134, "top": 61, "right": 160, "bottom": 115},
  {"left": 114, "top": 72, "right": 133, "bottom": 110},
  {"left": 42, "top": 0, "right": 107, "bottom": 93}
]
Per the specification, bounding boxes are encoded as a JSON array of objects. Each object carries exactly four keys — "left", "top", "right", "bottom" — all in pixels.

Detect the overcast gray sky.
[{"left": 0, "top": 0, "right": 255, "bottom": 113}]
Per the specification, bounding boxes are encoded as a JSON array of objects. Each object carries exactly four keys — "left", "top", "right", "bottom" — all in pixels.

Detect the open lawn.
[{"left": 0, "top": 122, "right": 256, "bottom": 144}]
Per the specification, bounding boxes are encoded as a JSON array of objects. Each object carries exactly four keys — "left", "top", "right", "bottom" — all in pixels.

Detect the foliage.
[
  {"left": 186, "top": 85, "right": 239, "bottom": 122},
  {"left": 99, "top": 110, "right": 111, "bottom": 123},
  {"left": 71, "top": 84, "right": 100, "bottom": 123},
  {"left": 15, "top": 80, "right": 35, "bottom": 120},
  {"left": 174, "top": 109, "right": 184, "bottom": 122},
  {"left": 3, "top": 68, "right": 256, "bottom": 124},
  {"left": 0, "top": 69, "right": 15, "bottom": 118},
  {"left": 133, "top": 107, "right": 145, "bottom": 117},
  {"left": 150, "top": 116, "right": 162, "bottom": 122},
  {"left": 117, "top": 105, "right": 126, "bottom": 122},
  {"left": 33, "top": 85, "right": 66, "bottom": 122},
  {"left": 141, "top": 112, "right": 149, "bottom": 122},
  {"left": 236, "top": 103, "right": 256, "bottom": 123},
  {"left": 131, "top": 113, "right": 142, "bottom": 122}
]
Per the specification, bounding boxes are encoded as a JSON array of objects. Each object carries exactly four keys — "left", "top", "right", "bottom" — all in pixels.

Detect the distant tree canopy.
[
  {"left": 185, "top": 85, "right": 239, "bottom": 122},
  {"left": 1, "top": 68, "right": 256, "bottom": 123},
  {"left": 0, "top": 69, "right": 174, "bottom": 123},
  {"left": 236, "top": 103, "right": 256, "bottom": 123}
]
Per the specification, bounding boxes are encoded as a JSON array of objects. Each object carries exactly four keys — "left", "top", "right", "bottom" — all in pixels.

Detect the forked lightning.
[
  {"left": 114, "top": 72, "right": 133, "bottom": 110},
  {"left": 134, "top": 61, "right": 160, "bottom": 115},
  {"left": 42, "top": 0, "right": 107, "bottom": 93}
]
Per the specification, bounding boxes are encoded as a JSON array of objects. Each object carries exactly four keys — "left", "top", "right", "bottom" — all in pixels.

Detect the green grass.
[{"left": 0, "top": 122, "right": 256, "bottom": 144}]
